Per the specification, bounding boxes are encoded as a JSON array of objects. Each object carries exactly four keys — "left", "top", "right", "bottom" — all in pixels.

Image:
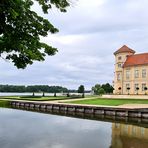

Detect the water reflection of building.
[{"left": 111, "top": 123, "right": 148, "bottom": 148}]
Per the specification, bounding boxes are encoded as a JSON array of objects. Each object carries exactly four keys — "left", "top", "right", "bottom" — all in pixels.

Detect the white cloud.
[
  {"left": 1, "top": 0, "right": 148, "bottom": 89},
  {"left": 79, "top": 0, "right": 105, "bottom": 7},
  {"left": 41, "top": 34, "right": 85, "bottom": 45}
]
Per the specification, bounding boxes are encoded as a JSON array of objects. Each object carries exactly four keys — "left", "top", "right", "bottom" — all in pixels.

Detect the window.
[
  {"left": 135, "top": 84, "right": 139, "bottom": 91},
  {"left": 126, "top": 84, "right": 130, "bottom": 92},
  {"left": 118, "top": 56, "right": 122, "bottom": 60},
  {"left": 142, "top": 69, "right": 146, "bottom": 78},
  {"left": 126, "top": 70, "right": 130, "bottom": 79},
  {"left": 118, "top": 63, "right": 122, "bottom": 68},
  {"left": 142, "top": 83, "right": 146, "bottom": 91},
  {"left": 135, "top": 70, "right": 139, "bottom": 78},
  {"left": 126, "top": 84, "right": 130, "bottom": 88},
  {"left": 117, "top": 73, "right": 121, "bottom": 81}
]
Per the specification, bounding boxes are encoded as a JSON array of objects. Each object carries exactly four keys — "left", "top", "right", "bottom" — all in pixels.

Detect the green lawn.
[
  {"left": 0, "top": 96, "right": 69, "bottom": 101},
  {"left": 0, "top": 100, "right": 10, "bottom": 108},
  {"left": 66, "top": 98, "right": 148, "bottom": 106}
]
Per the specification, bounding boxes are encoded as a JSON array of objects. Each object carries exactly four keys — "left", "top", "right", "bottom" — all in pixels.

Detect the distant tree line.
[
  {"left": 0, "top": 83, "right": 113, "bottom": 95},
  {"left": 0, "top": 85, "right": 68, "bottom": 93}
]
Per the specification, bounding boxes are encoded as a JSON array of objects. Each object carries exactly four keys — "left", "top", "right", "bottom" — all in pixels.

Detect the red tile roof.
[
  {"left": 123, "top": 53, "right": 148, "bottom": 67},
  {"left": 114, "top": 45, "right": 135, "bottom": 55}
]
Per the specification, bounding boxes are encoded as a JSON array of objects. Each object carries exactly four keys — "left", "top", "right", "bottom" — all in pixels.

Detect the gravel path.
[{"left": 118, "top": 104, "right": 148, "bottom": 109}]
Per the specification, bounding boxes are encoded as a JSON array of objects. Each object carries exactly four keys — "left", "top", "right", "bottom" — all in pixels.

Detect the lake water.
[
  {"left": 0, "top": 92, "right": 91, "bottom": 96},
  {"left": 0, "top": 108, "right": 147, "bottom": 148}
]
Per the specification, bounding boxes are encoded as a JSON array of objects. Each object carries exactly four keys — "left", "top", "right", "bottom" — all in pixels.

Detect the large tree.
[
  {"left": 78, "top": 85, "right": 85, "bottom": 98},
  {"left": 92, "top": 84, "right": 101, "bottom": 95},
  {"left": 78, "top": 85, "right": 85, "bottom": 93},
  {"left": 101, "top": 83, "right": 114, "bottom": 94},
  {"left": 92, "top": 83, "right": 114, "bottom": 95},
  {"left": 0, "top": 0, "right": 70, "bottom": 68}
]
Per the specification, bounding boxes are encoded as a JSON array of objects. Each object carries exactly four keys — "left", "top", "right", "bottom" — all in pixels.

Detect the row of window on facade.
[
  {"left": 125, "top": 83, "right": 147, "bottom": 92},
  {"left": 126, "top": 69, "right": 147, "bottom": 79},
  {"left": 117, "top": 69, "right": 147, "bottom": 81}
]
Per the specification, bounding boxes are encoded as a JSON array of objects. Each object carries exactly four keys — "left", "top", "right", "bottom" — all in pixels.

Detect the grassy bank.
[
  {"left": 0, "top": 100, "right": 10, "bottom": 108},
  {"left": 66, "top": 98, "right": 148, "bottom": 106},
  {"left": 0, "top": 96, "right": 69, "bottom": 101}
]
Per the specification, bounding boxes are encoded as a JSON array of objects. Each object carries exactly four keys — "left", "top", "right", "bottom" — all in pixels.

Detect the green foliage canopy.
[
  {"left": 0, "top": 0, "right": 69, "bottom": 68},
  {"left": 92, "top": 83, "right": 114, "bottom": 95},
  {"left": 98, "top": 88, "right": 105, "bottom": 95},
  {"left": 78, "top": 85, "right": 85, "bottom": 98},
  {"left": 101, "top": 83, "right": 114, "bottom": 94},
  {"left": 92, "top": 84, "right": 101, "bottom": 95}
]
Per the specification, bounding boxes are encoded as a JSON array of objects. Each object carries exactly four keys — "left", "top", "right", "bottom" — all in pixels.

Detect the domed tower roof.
[{"left": 114, "top": 45, "right": 135, "bottom": 55}]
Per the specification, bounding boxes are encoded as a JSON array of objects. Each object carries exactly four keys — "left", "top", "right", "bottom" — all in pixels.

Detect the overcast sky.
[{"left": 0, "top": 0, "right": 148, "bottom": 89}]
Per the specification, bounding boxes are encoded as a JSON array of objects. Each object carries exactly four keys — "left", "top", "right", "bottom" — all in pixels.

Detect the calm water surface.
[
  {"left": 0, "top": 108, "right": 147, "bottom": 148},
  {"left": 0, "top": 92, "right": 91, "bottom": 96}
]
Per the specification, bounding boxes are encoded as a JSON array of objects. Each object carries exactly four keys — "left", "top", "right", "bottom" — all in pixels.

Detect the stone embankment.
[{"left": 10, "top": 101, "right": 148, "bottom": 118}]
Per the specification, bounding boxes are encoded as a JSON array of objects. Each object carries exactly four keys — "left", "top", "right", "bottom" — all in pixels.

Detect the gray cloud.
[{"left": 0, "top": 0, "right": 148, "bottom": 89}]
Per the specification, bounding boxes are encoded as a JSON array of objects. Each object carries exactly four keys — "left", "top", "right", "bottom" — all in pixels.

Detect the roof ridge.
[
  {"left": 114, "top": 45, "right": 135, "bottom": 55},
  {"left": 127, "top": 53, "right": 148, "bottom": 57},
  {"left": 134, "top": 52, "right": 148, "bottom": 56},
  {"left": 123, "top": 52, "right": 148, "bottom": 67}
]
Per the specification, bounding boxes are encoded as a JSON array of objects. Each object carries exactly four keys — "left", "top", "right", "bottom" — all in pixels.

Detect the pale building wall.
[
  {"left": 114, "top": 52, "right": 148, "bottom": 95},
  {"left": 114, "top": 52, "right": 134, "bottom": 94},
  {"left": 123, "top": 65, "right": 148, "bottom": 94}
]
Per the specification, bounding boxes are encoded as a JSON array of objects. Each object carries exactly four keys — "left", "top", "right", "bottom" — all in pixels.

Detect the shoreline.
[{"left": 10, "top": 100, "right": 148, "bottom": 119}]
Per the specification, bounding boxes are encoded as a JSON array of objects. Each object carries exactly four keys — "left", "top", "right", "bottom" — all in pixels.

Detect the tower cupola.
[{"left": 114, "top": 45, "right": 135, "bottom": 55}]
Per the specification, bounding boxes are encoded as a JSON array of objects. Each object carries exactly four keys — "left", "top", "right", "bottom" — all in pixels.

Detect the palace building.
[{"left": 113, "top": 45, "right": 148, "bottom": 95}]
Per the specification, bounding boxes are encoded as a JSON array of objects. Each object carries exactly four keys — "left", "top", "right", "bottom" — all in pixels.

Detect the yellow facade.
[{"left": 113, "top": 47, "right": 148, "bottom": 95}]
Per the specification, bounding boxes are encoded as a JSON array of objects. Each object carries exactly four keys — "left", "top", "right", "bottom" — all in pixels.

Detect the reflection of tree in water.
[{"left": 111, "top": 123, "right": 148, "bottom": 148}]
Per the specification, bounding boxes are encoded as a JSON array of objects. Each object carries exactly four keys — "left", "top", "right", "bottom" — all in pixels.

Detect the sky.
[{"left": 0, "top": 0, "right": 148, "bottom": 90}]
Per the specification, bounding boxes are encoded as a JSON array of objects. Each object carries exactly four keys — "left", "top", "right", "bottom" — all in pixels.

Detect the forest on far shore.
[{"left": 0, "top": 85, "right": 69, "bottom": 93}]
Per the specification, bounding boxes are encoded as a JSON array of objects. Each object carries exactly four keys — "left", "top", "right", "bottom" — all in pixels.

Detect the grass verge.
[
  {"left": 0, "top": 95, "right": 84, "bottom": 101},
  {"left": 65, "top": 98, "right": 148, "bottom": 106},
  {"left": 0, "top": 100, "right": 10, "bottom": 108},
  {"left": 0, "top": 96, "right": 69, "bottom": 101}
]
